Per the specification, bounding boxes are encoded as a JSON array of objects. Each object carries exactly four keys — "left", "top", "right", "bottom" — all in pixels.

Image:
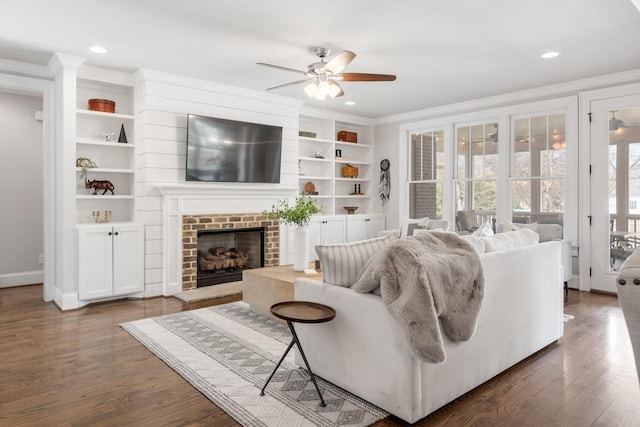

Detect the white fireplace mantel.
[{"left": 156, "top": 182, "right": 296, "bottom": 296}]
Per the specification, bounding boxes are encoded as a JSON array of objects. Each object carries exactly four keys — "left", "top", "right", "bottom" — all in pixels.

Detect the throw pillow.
[
  {"left": 480, "top": 228, "right": 539, "bottom": 252},
  {"left": 400, "top": 217, "right": 429, "bottom": 238},
  {"left": 315, "top": 234, "right": 395, "bottom": 287},
  {"left": 472, "top": 220, "right": 494, "bottom": 237}
]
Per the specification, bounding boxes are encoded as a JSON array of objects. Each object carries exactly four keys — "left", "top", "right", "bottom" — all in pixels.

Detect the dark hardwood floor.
[{"left": 1, "top": 285, "right": 639, "bottom": 426}]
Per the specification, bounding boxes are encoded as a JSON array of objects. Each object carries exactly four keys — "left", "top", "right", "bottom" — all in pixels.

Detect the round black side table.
[{"left": 260, "top": 301, "right": 336, "bottom": 407}]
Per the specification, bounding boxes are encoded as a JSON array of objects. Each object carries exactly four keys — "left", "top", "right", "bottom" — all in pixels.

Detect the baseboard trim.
[{"left": 0, "top": 270, "right": 44, "bottom": 288}]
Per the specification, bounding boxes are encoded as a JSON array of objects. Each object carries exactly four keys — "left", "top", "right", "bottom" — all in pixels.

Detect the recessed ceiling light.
[
  {"left": 345, "top": 101, "right": 356, "bottom": 106},
  {"left": 89, "top": 46, "right": 107, "bottom": 54},
  {"left": 540, "top": 51, "right": 559, "bottom": 59}
]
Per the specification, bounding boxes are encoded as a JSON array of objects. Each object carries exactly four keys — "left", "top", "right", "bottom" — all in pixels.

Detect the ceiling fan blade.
[
  {"left": 265, "top": 79, "right": 313, "bottom": 91},
  {"left": 257, "top": 62, "right": 307, "bottom": 76},
  {"left": 338, "top": 73, "right": 397, "bottom": 82},
  {"left": 323, "top": 50, "right": 356, "bottom": 74},
  {"left": 331, "top": 81, "right": 344, "bottom": 98}
]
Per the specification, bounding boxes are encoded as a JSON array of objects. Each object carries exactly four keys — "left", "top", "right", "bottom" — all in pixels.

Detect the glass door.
[{"left": 590, "top": 97, "right": 640, "bottom": 292}]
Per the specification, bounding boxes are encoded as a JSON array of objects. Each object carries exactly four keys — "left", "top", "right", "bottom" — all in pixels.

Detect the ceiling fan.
[
  {"left": 257, "top": 47, "right": 396, "bottom": 100},
  {"left": 610, "top": 110, "right": 640, "bottom": 131}
]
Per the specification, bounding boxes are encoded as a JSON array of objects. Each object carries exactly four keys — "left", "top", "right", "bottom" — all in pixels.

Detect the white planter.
[{"left": 293, "top": 226, "right": 309, "bottom": 271}]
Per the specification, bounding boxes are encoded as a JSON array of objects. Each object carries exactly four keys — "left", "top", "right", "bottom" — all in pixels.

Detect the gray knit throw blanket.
[{"left": 353, "top": 231, "right": 485, "bottom": 363}]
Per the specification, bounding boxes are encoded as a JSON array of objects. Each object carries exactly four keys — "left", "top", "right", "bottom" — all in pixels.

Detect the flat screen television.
[{"left": 186, "top": 114, "right": 283, "bottom": 183}]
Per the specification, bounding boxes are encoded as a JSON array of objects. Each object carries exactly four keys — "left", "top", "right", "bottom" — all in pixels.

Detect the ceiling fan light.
[
  {"left": 304, "top": 82, "right": 318, "bottom": 98},
  {"left": 318, "top": 80, "right": 331, "bottom": 95},
  {"left": 328, "top": 82, "right": 342, "bottom": 98},
  {"left": 314, "top": 92, "right": 326, "bottom": 101},
  {"left": 552, "top": 141, "right": 566, "bottom": 150}
]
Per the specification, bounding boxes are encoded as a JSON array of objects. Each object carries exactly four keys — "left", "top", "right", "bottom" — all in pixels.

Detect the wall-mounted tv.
[{"left": 186, "top": 114, "right": 283, "bottom": 183}]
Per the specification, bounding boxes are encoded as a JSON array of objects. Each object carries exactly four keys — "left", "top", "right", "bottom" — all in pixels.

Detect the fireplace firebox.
[{"left": 196, "top": 227, "right": 265, "bottom": 287}]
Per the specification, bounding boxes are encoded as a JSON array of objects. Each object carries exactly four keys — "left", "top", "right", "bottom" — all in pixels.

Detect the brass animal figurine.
[{"left": 85, "top": 179, "right": 115, "bottom": 195}]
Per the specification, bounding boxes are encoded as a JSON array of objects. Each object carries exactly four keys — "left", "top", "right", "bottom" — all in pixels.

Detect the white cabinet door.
[
  {"left": 365, "top": 215, "right": 386, "bottom": 239},
  {"left": 323, "top": 216, "right": 346, "bottom": 246},
  {"left": 112, "top": 223, "right": 144, "bottom": 296},
  {"left": 78, "top": 225, "right": 113, "bottom": 300},
  {"left": 346, "top": 216, "right": 367, "bottom": 242},
  {"left": 346, "top": 214, "right": 386, "bottom": 242},
  {"left": 308, "top": 218, "right": 323, "bottom": 260},
  {"left": 308, "top": 216, "right": 347, "bottom": 259}
]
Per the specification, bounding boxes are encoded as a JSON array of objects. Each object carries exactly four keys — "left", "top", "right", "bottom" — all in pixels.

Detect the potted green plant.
[
  {"left": 264, "top": 195, "right": 320, "bottom": 271},
  {"left": 264, "top": 195, "right": 320, "bottom": 227}
]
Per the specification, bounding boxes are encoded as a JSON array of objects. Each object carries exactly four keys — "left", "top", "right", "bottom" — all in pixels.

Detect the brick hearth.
[{"left": 181, "top": 213, "right": 280, "bottom": 290}]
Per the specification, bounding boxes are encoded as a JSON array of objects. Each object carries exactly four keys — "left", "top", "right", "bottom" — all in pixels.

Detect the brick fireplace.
[{"left": 181, "top": 213, "right": 279, "bottom": 290}]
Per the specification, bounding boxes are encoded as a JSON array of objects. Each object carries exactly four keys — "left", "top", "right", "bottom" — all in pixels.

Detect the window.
[
  {"left": 511, "top": 113, "right": 566, "bottom": 224},
  {"left": 455, "top": 122, "right": 498, "bottom": 226},
  {"left": 408, "top": 130, "right": 444, "bottom": 218}
]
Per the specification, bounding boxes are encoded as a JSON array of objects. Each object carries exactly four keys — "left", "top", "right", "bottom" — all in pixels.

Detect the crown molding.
[
  {"left": 47, "top": 53, "right": 85, "bottom": 75},
  {"left": 135, "top": 68, "right": 304, "bottom": 109},
  {"left": 300, "top": 106, "right": 374, "bottom": 126},
  {"left": 0, "top": 58, "right": 52, "bottom": 79},
  {"left": 375, "top": 68, "right": 640, "bottom": 125}
]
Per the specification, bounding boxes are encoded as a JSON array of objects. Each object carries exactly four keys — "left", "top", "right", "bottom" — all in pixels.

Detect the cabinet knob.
[
  {"left": 108, "top": 231, "right": 113, "bottom": 236},
  {"left": 114, "top": 232, "right": 119, "bottom": 236}
]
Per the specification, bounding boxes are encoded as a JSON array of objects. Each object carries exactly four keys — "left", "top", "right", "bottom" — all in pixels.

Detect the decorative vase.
[{"left": 293, "top": 226, "right": 309, "bottom": 271}]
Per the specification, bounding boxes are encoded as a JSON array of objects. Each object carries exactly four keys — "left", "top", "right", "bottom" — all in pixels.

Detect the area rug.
[{"left": 121, "top": 302, "right": 388, "bottom": 426}]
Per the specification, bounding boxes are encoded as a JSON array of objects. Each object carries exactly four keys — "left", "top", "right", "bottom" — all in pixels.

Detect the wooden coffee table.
[
  {"left": 259, "top": 301, "right": 336, "bottom": 406},
  {"left": 242, "top": 264, "right": 321, "bottom": 318}
]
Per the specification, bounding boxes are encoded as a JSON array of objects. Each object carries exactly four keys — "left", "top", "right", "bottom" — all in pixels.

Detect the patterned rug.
[{"left": 121, "top": 302, "right": 387, "bottom": 426}]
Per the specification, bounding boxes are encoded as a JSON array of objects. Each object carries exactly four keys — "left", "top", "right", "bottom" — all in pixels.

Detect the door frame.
[
  {"left": 579, "top": 82, "right": 640, "bottom": 292},
  {"left": 0, "top": 72, "right": 55, "bottom": 302}
]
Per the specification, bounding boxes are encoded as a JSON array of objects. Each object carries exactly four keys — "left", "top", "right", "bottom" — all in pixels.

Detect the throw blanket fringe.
[{"left": 353, "top": 231, "right": 485, "bottom": 363}]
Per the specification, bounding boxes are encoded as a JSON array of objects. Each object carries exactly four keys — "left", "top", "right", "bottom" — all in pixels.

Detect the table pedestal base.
[{"left": 260, "top": 320, "right": 326, "bottom": 407}]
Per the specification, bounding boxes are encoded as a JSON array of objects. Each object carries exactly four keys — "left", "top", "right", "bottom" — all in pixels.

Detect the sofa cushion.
[
  {"left": 503, "top": 220, "right": 538, "bottom": 233},
  {"left": 400, "top": 217, "right": 429, "bottom": 238},
  {"left": 315, "top": 234, "right": 395, "bottom": 287},
  {"left": 480, "top": 228, "right": 539, "bottom": 252},
  {"left": 460, "top": 235, "right": 486, "bottom": 254}
]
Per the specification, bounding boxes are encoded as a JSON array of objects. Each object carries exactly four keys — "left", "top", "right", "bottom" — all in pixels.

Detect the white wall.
[
  {"left": 373, "top": 122, "right": 400, "bottom": 229},
  {"left": 134, "top": 70, "right": 302, "bottom": 296},
  {"left": 0, "top": 91, "right": 43, "bottom": 286}
]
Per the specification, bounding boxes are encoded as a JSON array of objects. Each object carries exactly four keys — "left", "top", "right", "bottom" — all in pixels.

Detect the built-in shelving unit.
[
  {"left": 75, "top": 78, "right": 136, "bottom": 224},
  {"left": 298, "top": 115, "right": 374, "bottom": 215}
]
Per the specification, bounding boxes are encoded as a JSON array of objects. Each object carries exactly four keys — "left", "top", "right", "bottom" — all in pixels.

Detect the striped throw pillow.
[{"left": 315, "top": 235, "right": 395, "bottom": 287}]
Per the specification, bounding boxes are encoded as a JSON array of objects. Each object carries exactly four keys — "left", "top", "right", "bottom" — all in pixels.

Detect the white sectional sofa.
[{"left": 294, "top": 239, "right": 564, "bottom": 423}]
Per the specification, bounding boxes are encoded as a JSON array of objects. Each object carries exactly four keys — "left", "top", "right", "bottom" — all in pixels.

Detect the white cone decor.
[
  {"left": 263, "top": 195, "right": 320, "bottom": 271},
  {"left": 293, "top": 226, "right": 310, "bottom": 271}
]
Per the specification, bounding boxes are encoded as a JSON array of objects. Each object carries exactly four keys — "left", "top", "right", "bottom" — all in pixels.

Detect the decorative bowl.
[{"left": 344, "top": 206, "right": 359, "bottom": 214}]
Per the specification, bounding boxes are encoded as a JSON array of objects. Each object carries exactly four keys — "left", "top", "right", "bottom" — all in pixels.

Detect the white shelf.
[
  {"left": 335, "top": 177, "right": 370, "bottom": 182},
  {"left": 335, "top": 159, "right": 369, "bottom": 165},
  {"left": 299, "top": 136, "right": 334, "bottom": 144},
  {"left": 299, "top": 156, "right": 331, "bottom": 163},
  {"left": 335, "top": 141, "right": 371, "bottom": 148},
  {"left": 75, "top": 79, "right": 136, "bottom": 224},
  {"left": 299, "top": 175, "right": 332, "bottom": 181},
  {"left": 76, "top": 167, "right": 134, "bottom": 174},
  {"left": 77, "top": 109, "right": 134, "bottom": 120},
  {"left": 299, "top": 114, "right": 373, "bottom": 215},
  {"left": 308, "top": 195, "right": 332, "bottom": 199},
  {"left": 76, "top": 195, "right": 134, "bottom": 200},
  {"left": 76, "top": 138, "right": 135, "bottom": 148}
]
